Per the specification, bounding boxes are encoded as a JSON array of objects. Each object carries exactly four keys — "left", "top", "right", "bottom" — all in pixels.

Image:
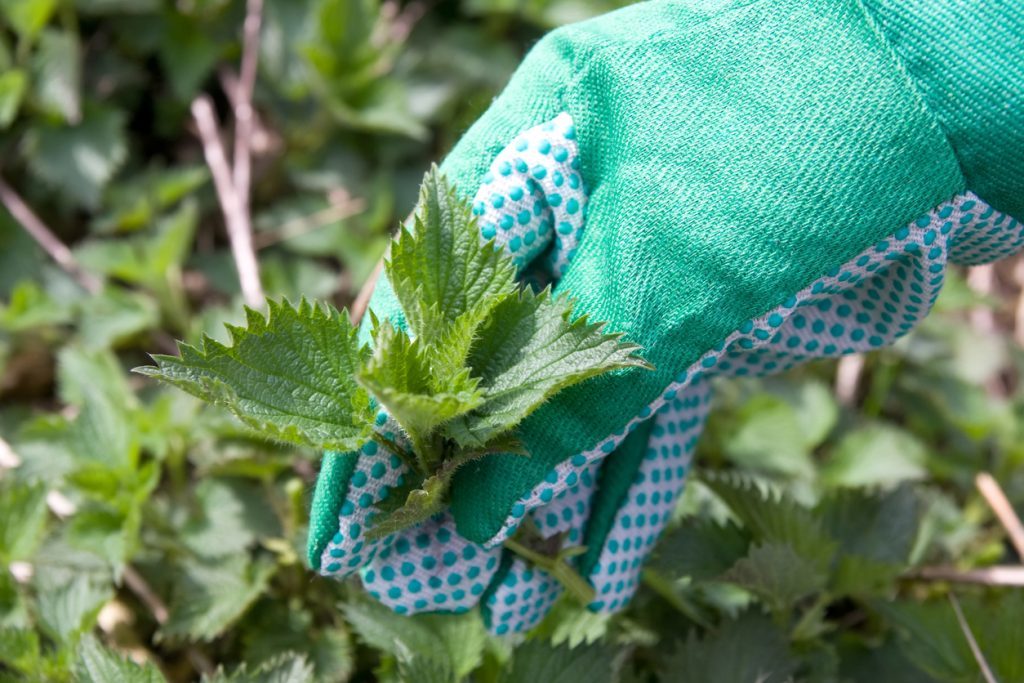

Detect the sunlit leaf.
[{"left": 137, "top": 299, "right": 376, "bottom": 452}]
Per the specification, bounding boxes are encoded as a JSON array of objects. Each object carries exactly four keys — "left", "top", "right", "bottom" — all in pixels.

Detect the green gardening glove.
[{"left": 309, "top": 0, "right": 1024, "bottom": 634}]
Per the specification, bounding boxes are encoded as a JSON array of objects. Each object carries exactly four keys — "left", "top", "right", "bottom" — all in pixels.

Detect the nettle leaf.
[
  {"left": 532, "top": 600, "right": 612, "bottom": 648},
  {"left": 395, "top": 646, "right": 454, "bottom": 683},
  {"left": 649, "top": 518, "right": 751, "bottom": 582},
  {"left": 136, "top": 299, "right": 376, "bottom": 452},
  {"left": 343, "top": 599, "right": 440, "bottom": 659},
  {"left": 418, "top": 612, "right": 488, "bottom": 681},
  {"left": 75, "top": 634, "right": 166, "bottom": 683},
  {"left": 661, "top": 611, "right": 797, "bottom": 683},
  {"left": 240, "top": 603, "right": 354, "bottom": 682},
  {"left": 819, "top": 485, "right": 922, "bottom": 596},
  {"left": 27, "top": 105, "right": 127, "bottom": 209},
  {"left": 387, "top": 166, "right": 516, "bottom": 372},
  {"left": 35, "top": 575, "right": 112, "bottom": 646},
  {"left": 58, "top": 347, "right": 139, "bottom": 468},
  {"left": 820, "top": 423, "right": 928, "bottom": 490},
  {"left": 448, "top": 288, "right": 651, "bottom": 447},
  {"left": 0, "top": 480, "right": 47, "bottom": 562},
  {"left": 358, "top": 320, "right": 483, "bottom": 446},
  {"left": 30, "top": 28, "right": 80, "bottom": 121},
  {"left": 201, "top": 654, "right": 314, "bottom": 683},
  {"left": 701, "top": 471, "right": 836, "bottom": 571},
  {"left": 1, "top": 0, "right": 58, "bottom": 39},
  {"left": 77, "top": 200, "right": 199, "bottom": 289},
  {"left": 363, "top": 474, "right": 447, "bottom": 540},
  {"left": 878, "top": 594, "right": 1024, "bottom": 683},
  {"left": 0, "top": 68, "right": 27, "bottom": 128},
  {"left": 500, "top": 640, "right": 620, "bottom": 683},
  {"left": 724, "top": 542, "right": 828, "bottom": 613},
  {"left": 0, "top": 628, "right": 41, "bottom": 676},
  {"left": 161, "top": 556, "right": 276, "bottom": 642},
  {"left": 182, "top": 478, "right": 282, "bottom": 559},
  {"left": 343, "top": 599, "right": 486, "bottom": 682},
  {"left": 142, "top": 169, "right": 648, "bottom": 546}
]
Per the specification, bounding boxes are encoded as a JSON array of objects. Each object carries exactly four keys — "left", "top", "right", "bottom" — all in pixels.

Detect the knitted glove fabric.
[{"left": 309, "top": 0, "right": 1024, "bottom": 634}]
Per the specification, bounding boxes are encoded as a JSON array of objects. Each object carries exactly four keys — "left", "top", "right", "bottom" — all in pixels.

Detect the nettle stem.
[
  {"left": 503, "top": 537, "right": 596, "bottom": 606},
  {"left": 503, "top": 520, "right": 597, "bottom": 606},
  {"left": 383, "top": 430, "right": 596, "bottom": 603}
]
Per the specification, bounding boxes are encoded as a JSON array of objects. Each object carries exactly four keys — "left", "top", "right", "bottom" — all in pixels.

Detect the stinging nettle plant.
[{"left": 137, "top": 166, "right": 651, "bottom": 544}]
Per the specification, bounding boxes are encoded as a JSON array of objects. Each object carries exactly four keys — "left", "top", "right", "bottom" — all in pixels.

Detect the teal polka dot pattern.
[
  {"left": 949, "top": 201, "right": 1023, "bottom": 265},
  {"left": 318, "top": 412, "right": 410, "bottom": 577},
  {"left": 470, "top": 113, "right": 586, "bottom": 277},
  {"left": 483, "top": 192, "right": 1017, "bottom": 549},
  {"left": 477, "top": 461, "right": 599, "bottom": 632},
  {"left": 482, "top": 559, "right": 562, "bottom": 635},
  {"left": 529, "top": 461, "right": 599, "bottom": 544},
  {"left": 587, "top": 380, "right": 710, "bottom": 612},
  {"left": 359, "top": 511, "right": 501, "bottom": 615}
]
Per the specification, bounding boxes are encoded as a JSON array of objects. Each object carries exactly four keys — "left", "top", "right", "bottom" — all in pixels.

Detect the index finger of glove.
[{"left": 308, "top": 414, "right": 411, "bottom": 578}]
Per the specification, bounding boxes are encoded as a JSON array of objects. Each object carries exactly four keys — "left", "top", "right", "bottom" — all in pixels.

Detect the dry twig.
[
  {"left": 975, "top": 471, "right": 1024, "bottom": 560},
  {"left": 1013, "top": 258, "right": 1024, "bottom": 346},
  {"left": 232, "top": 0, "right": 263, "bottom": 214},
  {"left": 253, "top": 196, "right": 366, "bottom": 250},
  {"left": 905, "top": 565, "right": 1024, "bottom": 586},
  {"left": 0, "top": 176, "right": 102, "bottom": 294},
  {"left": 121, "top": 565, "right": 169, "bottom": 624},
  {"left": 948, "top": 593, "right": 998, "bottom": 683},
  {"left": 834, "top": 353, "right": 865, "bottom": 406},
  {"left": 122, "top": 565, "right": 214, "bottom": 676},
  {"left": 190, "top": 96, "right": 265, "bottom": 308},
  {"left": 351, "top": 259, "right": 383, "bottom": 325},
  {"left": 967, "top": 265, "right": 999, "bottom": 333},
  {"left": 189, "top": 0, "right": 266, "bottom": 309}
]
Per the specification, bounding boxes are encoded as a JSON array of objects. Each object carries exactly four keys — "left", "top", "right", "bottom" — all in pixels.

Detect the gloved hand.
[{"left": 308, "top": 0, "right": 1024, "bottom": 634}]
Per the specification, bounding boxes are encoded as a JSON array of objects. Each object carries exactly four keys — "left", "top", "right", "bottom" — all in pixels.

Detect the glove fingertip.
[{"left": 308, "top": 449, "right": 361, "bottom": 571}]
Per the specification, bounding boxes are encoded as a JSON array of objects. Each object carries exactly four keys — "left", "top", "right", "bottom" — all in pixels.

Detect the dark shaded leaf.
[
  {"left": 660, "top": 611, "right": 796, "bottom": 683},
  {"left": 501, "top": 640, "right": 620, "bottom": 683}
]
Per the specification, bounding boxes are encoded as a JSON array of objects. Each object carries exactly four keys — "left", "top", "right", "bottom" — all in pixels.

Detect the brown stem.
[
  {"left": 253, "top": 196, "right": 366, "bottom": 250},
  {"left": 975, "top": 472, "right": 1024, "bottom": 560},
  {"left": 0, "top": 176, "right": 101, "bottom": 294},
  {"left": 903, "top": 565, "right": 1024, "bottom": 586},
  {"left": 122, "top": 565, "right": 214, "bottom": 676},
  {"left": 948, "top": 593, "right": 998, "bottom": 683},
  {"left": 190, "top": 96, "right": 264, "bottom": 308},
  {"left": 232, "top": 0, "right": 263, "bottom": 215},
  {"left": 834, "top": 353, "right": 864, "bottom": 406},
  {"left": 351, "top": 259, "right": 383, "bottom": 325}
]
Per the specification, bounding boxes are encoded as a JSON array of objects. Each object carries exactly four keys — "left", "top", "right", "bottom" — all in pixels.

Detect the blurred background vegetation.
[{"left": 1, "top": 0, "right": 1023, "bottom": 681}]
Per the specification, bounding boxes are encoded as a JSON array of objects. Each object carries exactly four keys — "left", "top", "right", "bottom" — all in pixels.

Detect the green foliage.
[
  {"left": 141, "top": 168, "right": 647, "bottom": 535},
  {"left": 0, "top": 0, "right": 1021, "bottom": 681},
  {"left": 201, "top": 654, "right": 314, "bottom": 683},
  {"left": 0, "top": 480, "right": 47, "bottom": 562},
  {"left": 139, "top": 299, "right": 377, "bottom": 452},
  {"left": 160, "top": 556, "right": 276, "bottom": 642},
  {"left": 358, "top": 319, "right": 484, "bottom": 447},
  {"left": 27, "top": 105, "right": 128, "bottom": 209},
  {"left": 661, "top": 612, "right": 797, "bottom": 683},
  {"left": 342, "top": 599, "right": 487, "bottom": 682},
  {"left": 75, "top": 635, "right": 165, "bottom": 683},
  {"left": 386, "top": 168, "right": 517, "bottom": 373},
  {"left": 500, "top": 640, "right": 620, "bottom": 683}
]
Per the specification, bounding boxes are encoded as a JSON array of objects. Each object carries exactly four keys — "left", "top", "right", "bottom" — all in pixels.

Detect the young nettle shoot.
[{"left": 137, "top": 167, "right": 650, "bottom": 567}]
